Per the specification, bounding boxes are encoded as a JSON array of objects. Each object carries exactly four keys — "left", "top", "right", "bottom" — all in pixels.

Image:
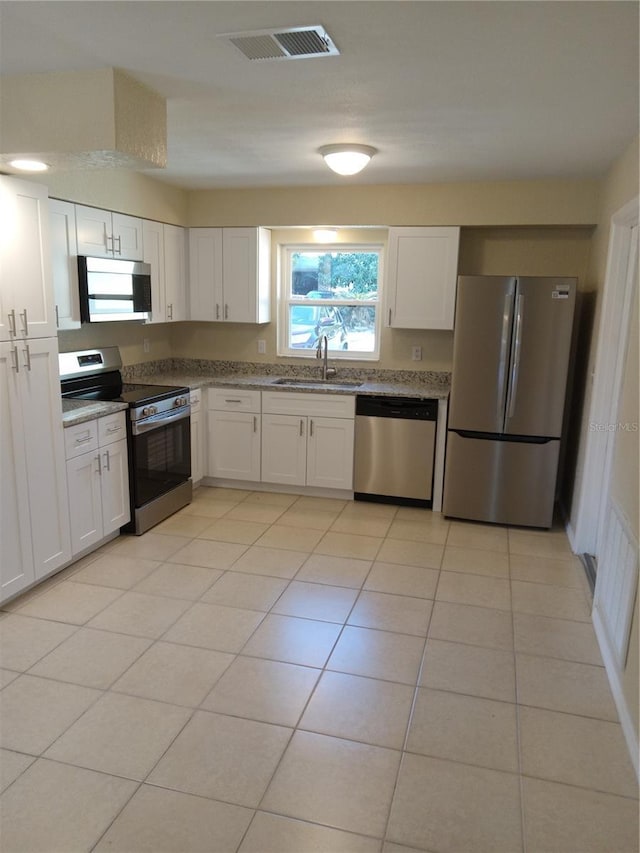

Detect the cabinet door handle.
[
  {"left": 75, "top": 433, "right": 92, "bottom": 444},
  {"left": 216, "top": 303, "right": 220, "bottom": 320},
  {"left": 55, "top": 305, "right": 60, "bottom": 328},
  {"left": 115, "top": 235, "right": 122, "bottom": 255},
  {"left": 19, "top": 309, "right": 28, "bottom": 337},
  {"left": 103, "top": 449, "right": 111, "bottom": 471},
  {"left": 309, "top": 419, "right": 314, "bottom": 437},
  {"left": 106, "top": 233, "right": 113, "bottom": 253},
  {"left": 106, "top": 424, "right": 122, "bottom": 433},
  {"left": 299, "top": 419, "right": 304, "bottom": 436},
  {"left": 253, "top": 416, "right": 257, "bottom": 433},
  {"left": 22, "top": 344, "right": 31, "bottom": 372},
  {"left": 7, "top": 309, "right": 16, "bottom": 337},
  {"left": 388, "top": 308, "right": 392, "bottom": 325},
  {"left": 224, "top": 304, "right": 229, "bottom": 320},
  {"left": 10, "top": 346, "right": 19, "bottom": 373},
  {"left": 95, "top": 453, "right": 102, "bottom": 475},
  {"left": 167, "top": 303, "right": 173, "bottom": 320}
]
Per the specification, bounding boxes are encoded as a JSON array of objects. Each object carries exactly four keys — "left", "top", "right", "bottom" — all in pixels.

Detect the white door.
[
  {"left": 208, "top": 410, "right": 261, "bottom": 480},
  {"left": 100, "top": 438, "right": 130, "bottom": 534},
  {"left": 261, "top": 413, "right": 307, "bottom": 486},
  {"left": 50, "top": 199, "right": 81, "bottom": 330},
  {"left": 67, "top": 451, "right": 103, "bottom": 555},
  {"left": 223, "top": 228, "right": 257, "bottom": 322},
  {"left": 164, "top": 224, "right": 187, "bottom": 321},
  {"left": 0, "top": 342, "right": 34, "bottom": 601},
  {"left": 143, "top": 219, "right": 166, "bottom": 324},
  {"left": 19, "top": 337, "right": 71, "bottom": 577},
  {"left": 112, "top": 213, "right": 143, "bottom": 260},
  {"left": 307, "top": 417, "right": 355, "bottom": 490},
  {"left": 0, "top": 176, "right": 57, "bottom": 340},
  {"left": 76, "top": 205, "right": 112, "bottom": 257}
]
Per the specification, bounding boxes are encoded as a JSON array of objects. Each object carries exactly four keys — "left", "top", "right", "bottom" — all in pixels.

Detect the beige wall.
[
  {"left": 58, "top": 321, "right": 172, "bottom": 366},
  {"left": 187, "top": 179, "right": 598, "bottom": 228}
]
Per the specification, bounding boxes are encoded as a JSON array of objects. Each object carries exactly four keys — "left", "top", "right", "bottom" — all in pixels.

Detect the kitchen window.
[{"left": 278, "top": 245, "right": 382, "bottom": 360}]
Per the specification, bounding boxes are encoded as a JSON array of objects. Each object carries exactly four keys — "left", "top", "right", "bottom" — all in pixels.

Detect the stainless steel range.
[{"left": 60, "top": 347, "right": 192, "bottom": 535}]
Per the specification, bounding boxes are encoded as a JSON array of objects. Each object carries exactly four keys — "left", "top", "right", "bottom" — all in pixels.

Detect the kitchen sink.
[{"left": 272, "top": 377, "right": 362, "bottom": 389}]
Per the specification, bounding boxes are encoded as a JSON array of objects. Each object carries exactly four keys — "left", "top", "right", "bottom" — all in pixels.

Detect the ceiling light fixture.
[
  {"left": 8, "top": 158, "right": 49, "bottom": 172},
  {"left": 319, "top": 144, "right": 377, "bottom": 176},
  {"left": 313, "top": 228, "right": 338, "bottom": 242}
]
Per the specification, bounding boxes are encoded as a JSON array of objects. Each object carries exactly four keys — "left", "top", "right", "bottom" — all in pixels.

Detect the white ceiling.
[{"left": 0, "top": 1, "right": 637, "bottom": 189}]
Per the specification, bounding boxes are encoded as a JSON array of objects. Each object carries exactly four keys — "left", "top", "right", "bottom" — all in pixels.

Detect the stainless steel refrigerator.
[{"left": 443, "top": 275, "right": 576, "bottom": 528}]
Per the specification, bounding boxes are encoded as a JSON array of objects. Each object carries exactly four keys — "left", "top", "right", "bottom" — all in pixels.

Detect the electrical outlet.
[
  {"left": 143, "top": 338, "right": 150, "bottom": 354},
  {"left": 412, "top": 345, "right": 422, "bottom": 361},
  {"left": 257, "top": 339, "right": 266, "bottom": 354}
]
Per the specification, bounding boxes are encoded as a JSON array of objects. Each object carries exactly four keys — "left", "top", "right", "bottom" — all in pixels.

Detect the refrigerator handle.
[
  {"left": 506, "top": 294, "right": 524, "bottom": 419},
  {"left": 497, "top": 291, "right": 515, "bottom": 426}
]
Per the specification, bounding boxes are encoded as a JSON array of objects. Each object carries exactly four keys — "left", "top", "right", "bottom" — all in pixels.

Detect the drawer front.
[
  {"left": 98, "top": 412, "right": 128, "bottom": 448},
  {"left": 262, "top": 391, "right": 355, "bottom": 419},
  {"left": 64, "top": 420, "right": 99, "bottom": 460},
  {"left": 190, "top": 387, "right": 202, "bottom": 412},
  {"left": 208, "top": 387, "right": 261, "bottom": 413}
]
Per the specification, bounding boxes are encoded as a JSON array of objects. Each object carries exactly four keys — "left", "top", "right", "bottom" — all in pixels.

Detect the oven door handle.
[{"left": 131, "top": 406, "right": 191, "bottom": 436}]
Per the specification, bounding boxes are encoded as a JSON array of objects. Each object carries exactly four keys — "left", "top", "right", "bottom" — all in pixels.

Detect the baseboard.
[{"left": 592, "top": 604, "right": 640, "bottom": 782}]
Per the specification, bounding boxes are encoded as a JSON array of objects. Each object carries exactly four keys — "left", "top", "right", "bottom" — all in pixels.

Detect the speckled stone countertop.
[
  {"left": 123, "top": 359, "right": 451, "bottom": 400},
  {"left": 61, "top": 399, "right": 128, "bottom": 428}
]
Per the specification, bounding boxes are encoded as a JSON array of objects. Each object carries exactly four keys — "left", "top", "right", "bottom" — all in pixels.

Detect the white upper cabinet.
[
  {"left": 50, "top": 199, "right": 81, "bottom": 330},
  {"left": 189, "top": 227, "right": 270, "bottom": 324},
  {"left": 142, "top": 219, "right": 166, "bottom": 324},
  {"left": 76, "top": 205, "right": 143, "bottom": 260},
  {"left": 385, "top": 227, "right": 460, "bottom": 330},
  {"left": 164, "top": 224, "right": 187, "bottom": 322},
  {"left": 0, "top": 176, "right": 57, "bottom": 341}
]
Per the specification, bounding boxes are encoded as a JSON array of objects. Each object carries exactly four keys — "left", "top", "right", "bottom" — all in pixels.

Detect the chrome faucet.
[{"left": 316, "top": 335, "right": 337, "bottom": 380}]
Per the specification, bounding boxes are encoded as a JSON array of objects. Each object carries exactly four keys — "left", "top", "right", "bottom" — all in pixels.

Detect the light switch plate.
[
  {"left": 258, "top": 339, "right": 266, "bottom": 354},
  {"left": 412, "top": 345, "right": 422, "bottom": 361}
]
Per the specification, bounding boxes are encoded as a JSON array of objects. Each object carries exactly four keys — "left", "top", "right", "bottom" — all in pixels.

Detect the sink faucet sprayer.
[{"left": 316, "top": 335, "right": 337, "bottom": 381}]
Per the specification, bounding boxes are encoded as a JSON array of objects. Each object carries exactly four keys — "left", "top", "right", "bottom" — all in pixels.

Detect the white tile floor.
[{"left": 1, "top": 487, "right": 638, "bottom": 853}]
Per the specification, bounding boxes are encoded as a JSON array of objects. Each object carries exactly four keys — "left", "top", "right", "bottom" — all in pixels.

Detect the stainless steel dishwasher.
[{"left": 354, "top": 396, "right": 437, "bottom": 507}]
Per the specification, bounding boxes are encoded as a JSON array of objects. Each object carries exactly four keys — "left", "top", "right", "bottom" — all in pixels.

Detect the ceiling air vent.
[{"left": 223, "top": 26, "right": 339, "bottom": 61}]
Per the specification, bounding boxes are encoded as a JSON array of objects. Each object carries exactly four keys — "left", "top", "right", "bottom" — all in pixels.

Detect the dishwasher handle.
[{"left": 355, "top": 395, "right": 438, "bottom": 420}]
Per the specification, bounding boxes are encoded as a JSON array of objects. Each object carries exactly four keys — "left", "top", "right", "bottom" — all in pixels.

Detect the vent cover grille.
[{"left": 223, "top": 26, "right": 339, "bottom": 61}]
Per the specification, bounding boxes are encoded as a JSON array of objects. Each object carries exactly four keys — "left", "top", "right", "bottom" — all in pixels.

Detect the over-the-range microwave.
[{"left": 78, "top": 255, "right": 152, "bottom": 323}]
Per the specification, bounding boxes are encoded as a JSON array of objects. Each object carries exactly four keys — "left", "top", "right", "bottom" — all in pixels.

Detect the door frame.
[{"left": 570, "top": 196, "right": 638, "bottom": 556}]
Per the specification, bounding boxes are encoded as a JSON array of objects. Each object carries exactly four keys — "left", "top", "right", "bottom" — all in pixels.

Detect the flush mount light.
[
  {"left": 9, "top": 159, "right": 49, "bottom": 172},
  {"left": 313, "top": 228, "right": 338, "bottom": 242},
  {"left": 319, "top": 144, "right": 377, "bottom": 176}
]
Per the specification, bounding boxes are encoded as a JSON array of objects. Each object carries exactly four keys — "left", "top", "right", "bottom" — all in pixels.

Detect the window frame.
[{"left": 277, "top": 243, "right": 383, "bottom": 361}]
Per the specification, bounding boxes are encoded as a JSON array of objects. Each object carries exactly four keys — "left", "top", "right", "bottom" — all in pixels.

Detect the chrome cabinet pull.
[
  {"left": 224, "top": 304, "right": 229, "bottom": 320},
  {"left": 253, "top": 416, "right": 257, "bottom": 433},
  {"left": 309, "top": 419, "right": 314, "bottom": 437},
  {"left": 23, "top": 344, "right": 31, "bottom": 372},
  {"left": 103, "top": 449, "right": 111, "bottom": 471},
  {"left": 388, "top": 308, "right": 392, "bottom": 325},
  {"left": 115, "top": 235, "right": 122, "bottom": 255},
  {"left": 106, "top": 233, "right": 113, "bottom": 253},
  {"left": 225, "top": 398, "right": 242, "bottom": 404},
  {"left": 75, "top": 433, "right": 92, "bottom": 445},
  {"left": 19, "top": 309, "right": 28, "bottom": 337},
  {"left": 95, "top": 453, "right": 102, "bottom": 475},
  {"left": 168, "top": 303, "right": 173, "bottom": 320},
  {"left": 10, "top": 346, "right": 19, "bottom": 373},
  {"left": 55, "top": 304, "right": 60, "bottom": 328},
  {"left": 216, "top": 303, "right": 220, "bottom": 320},
  {"left": 106, "top": 424, "right": 121, "bottom": 433},
  {"left": 7, "top": 309, "right": 16, "bottom": 337},
  {"left": 299, "top": 419, "right": 304, "bottom": 436}
]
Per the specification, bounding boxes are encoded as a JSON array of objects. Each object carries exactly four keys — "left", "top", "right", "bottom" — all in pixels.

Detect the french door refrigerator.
[{"left": 443, "top": 276, "right": 576, "bottom": 528}]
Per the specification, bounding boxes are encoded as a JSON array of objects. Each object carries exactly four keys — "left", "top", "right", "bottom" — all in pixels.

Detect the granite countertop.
[
  {"left": 124, "top": 364, "right": 450, "bottom": 400},
  {"left": 61, "top": 399, "right": 128, "bottom": 428}
]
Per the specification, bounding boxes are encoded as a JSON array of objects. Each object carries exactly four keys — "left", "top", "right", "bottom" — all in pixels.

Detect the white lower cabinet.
[
  {"left": 0, "top": 337, "right": 71, "bottom": 603},
  {"left": 207, "top": 389, "right": 261, "bottom": 481},
  {"left": 65, "top": 413, "right": 130, "bottom": 556},
  {"left": 190, "top": 388, "right": 204, "bottom": 485},
  {"left": 261, "top": 392, "right": 355, "bottom": 491}
]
